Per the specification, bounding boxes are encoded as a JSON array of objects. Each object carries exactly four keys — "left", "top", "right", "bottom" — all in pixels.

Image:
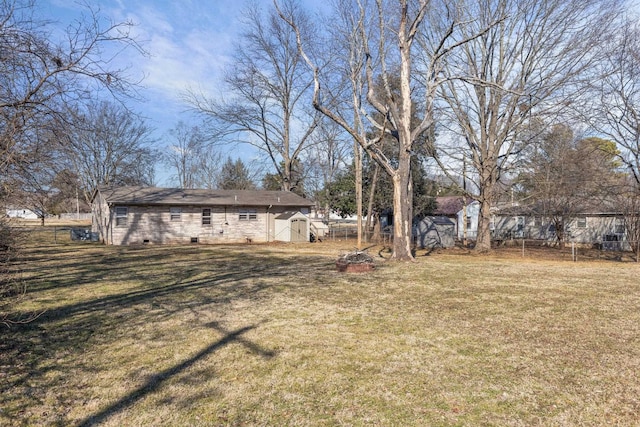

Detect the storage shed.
[
  {"left": 414, "top": 216, "right": 456, "bottom": 249},
  {"left": 274, "top": 211, "right": 310, "bottom": 242}
]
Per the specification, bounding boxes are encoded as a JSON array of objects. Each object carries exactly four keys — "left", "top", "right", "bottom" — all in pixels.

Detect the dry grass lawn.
[{"left": 2, "top": 227, "right": 640, "bottom": 426}]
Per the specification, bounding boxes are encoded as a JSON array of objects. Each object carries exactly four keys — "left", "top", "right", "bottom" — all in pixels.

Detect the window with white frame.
[
  {"left": 115, "top": 207, "right": 128, "bottom": 227},
  {"left": 202, "top": 208, "right": 211, "bottom": 225},
  {"left": 170, "top": 207, "right": 182, "bottom": 222},
  {"left": 239, "top": 209, "right": 258, "bottom": 221},
  {"left": 615, "top": 217, "right": 625, "bottom": 234},
  {"left": 576, "top": 217, "right": 587, "bottom": 228}
]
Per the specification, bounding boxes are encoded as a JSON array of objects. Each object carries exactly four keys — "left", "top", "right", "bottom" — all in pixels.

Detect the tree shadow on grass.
[
  {"left": 76, "top": 321, "right": 275, "bottom": 427},
  {"left": 1, "top": 244, "right": 339, "bottom": 425}
]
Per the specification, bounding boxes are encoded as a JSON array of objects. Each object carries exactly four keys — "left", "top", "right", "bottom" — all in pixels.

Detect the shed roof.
[
  {"left": 275, "top": 211, "right": 307, "bottom": 220},
  {"left": 429, "top": 216, "right": 456, "bottom": 226},
  {"left": 94, "top": 186, "right": 314, "bottom": 207}
]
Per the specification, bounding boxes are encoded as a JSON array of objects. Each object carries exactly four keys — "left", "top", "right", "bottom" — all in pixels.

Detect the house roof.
[
  {"left": 94, "top": 186, "right": 314, "bottom": 207},
  {"left": 433, "top": 196, "right": 474, "bottom": 216},
  {"left": 495, "top": 200, "right": 622, "bottom": 216}
]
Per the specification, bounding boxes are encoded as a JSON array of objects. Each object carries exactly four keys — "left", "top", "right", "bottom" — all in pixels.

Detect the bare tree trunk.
[
  {"left": 365, "top": 163, "right": 380, "bottom": 242},
  {"left": 476, "top": 195, "right": 492, "bottom": 252},
  {"left": 355, "top": 142, "right": 363, "bottom": 248},
  {"left": 475, "top": 171, "right": 494, "bottom": 252},
  {"left": 390, "top": 150, "right": 413, "bottom": 260}
]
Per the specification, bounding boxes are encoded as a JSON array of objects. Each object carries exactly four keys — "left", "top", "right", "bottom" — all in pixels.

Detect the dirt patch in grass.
[{"left": 2, "top": 236, "right": 640, "bottom": 425}]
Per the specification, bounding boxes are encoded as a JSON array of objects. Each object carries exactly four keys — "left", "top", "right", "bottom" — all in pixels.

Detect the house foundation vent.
[{"left": 191, "top": 237, "right": 199, "bottom": 244}]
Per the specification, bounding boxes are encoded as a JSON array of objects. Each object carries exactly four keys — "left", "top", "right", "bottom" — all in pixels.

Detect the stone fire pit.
[{"left": 336, "top": 250, "right": 375, "bottom": 273}]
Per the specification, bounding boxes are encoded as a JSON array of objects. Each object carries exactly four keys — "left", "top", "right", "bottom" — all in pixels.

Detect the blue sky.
[{"left": 41, "top": 0, "right": 325, "bottom": 185}]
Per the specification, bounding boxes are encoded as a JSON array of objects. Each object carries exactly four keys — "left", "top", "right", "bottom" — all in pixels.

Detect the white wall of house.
[
  {"left": 456, "top": 201, "right": 480, "bottom": 240},
  {"left": 491, "top": 214, "right": 629, "bottom": 249},
  {"left": 93, "top": 202, "right": 312, "bottom": 245},
  {"left": 6, "top": 208, "right": 38, "bottom": 219}
]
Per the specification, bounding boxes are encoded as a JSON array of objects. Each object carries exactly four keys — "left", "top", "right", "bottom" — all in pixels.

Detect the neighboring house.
[
  {"left": 428, "top": 196, "right": 631, "bottom": 250},
  {"left": 491, "top": 207, "right": 630, "bottom": 250},
  {"left": 413, "top": 216, "right": 456, "bottom": 249},
  {"left": 5, "top": 207, "right": 38, "bottom": 220},
  {"left": 456, "top": 200, "right": 480, "bottom": 241},
  {"left": 91, "top": 186, "right": 314, "bottom": 245}
]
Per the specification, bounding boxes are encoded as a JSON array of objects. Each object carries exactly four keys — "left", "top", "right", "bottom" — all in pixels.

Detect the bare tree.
[
  {"left": 61, "top": 101, "right": 156, "bottom": 203},
  {"left": 195, "top": 148, "right": 224, "bottom": 190},
  {"left": 0, "top": 0, "right": 144, "bottom": 180},
  {"left": 590, "top": 19, "right": 640, "bottom": 183},
  {"left": 517, "top": 125, "right": 622, "bottom": 247},
  {"left": 0, "top": 0, "right": 145, "bottom": 324},
  {"left": 163, "top": 122, "right": 212, "bottom": 189},
  {"left": 9, "top": 127, "right": 60, "bottom": 226},
  {"left": 435, "top": 0, "right": 622, "bottom": 252},
  {"left": 280, "top": 0, "right": 489, "bottom": 260},
  {"left": 588, "top": 19, "right": 640, "bottom": 257},
  {"left": 186, "top": 0, "right": 319, "bottom": 194},
  {"left": 303, "top": 119, "right": 350, "bottom": 221}
]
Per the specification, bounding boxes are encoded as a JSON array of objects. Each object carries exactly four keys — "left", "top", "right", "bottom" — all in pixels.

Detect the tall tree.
[
  {"left": 304, "top": 120, "right": 350, "bottom": 220},
  {"left": 0, "top": 0, "right": 144, "bottom": 323},
  {"left": 261, "top": 159, "right": 305, "bottom": 195},
  {"left": 280, "top": 0, "right": 487, "bottom": 260},
  {"left": 217, "top": 157, "right": 256, "bottom": 190},
  {"left": 435, "top": 0, "right": 622, "bottom": 252},
  {"left": 163, "top": 122, "right": 212, "bottom": 189},
  {"left": 61, "top": 101, "right": 156, "bottom": 204},
  {"left": 0, "top": 0, "right": 144, "bottom": 181},
  {"left": 516, "top": 125, "right": 622, "bottom": 247},
  {"left": 186, "top": 0, "right": 318, "bottom": 194},
  {"left": 590, "top": 19, "right": 640, "bottom": 184},
  {"left": 8, "top": 124, "right": 61, "bottom": 225}
]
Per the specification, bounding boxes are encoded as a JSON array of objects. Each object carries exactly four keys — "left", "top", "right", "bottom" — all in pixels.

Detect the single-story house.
[
  {"left": 5, "top": 207, "right": 38, "bottom": 220},
  {"left": 437, "top": 196, "right": 632, "bottom": 250},
  {"left": 491, "top": 208, "right": 630, "bottom": 250},
  {"left": 91, "top": 186, "right": 314, "bottom": 245}
]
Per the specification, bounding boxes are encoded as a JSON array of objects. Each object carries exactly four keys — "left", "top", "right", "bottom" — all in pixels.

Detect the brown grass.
[{"left": 2, "top": 229, "right": 640, "bottom": 426}]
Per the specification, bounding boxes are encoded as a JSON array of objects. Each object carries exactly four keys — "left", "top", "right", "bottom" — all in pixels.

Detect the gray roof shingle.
[{"left": 95, "top": 186, "right": 314, "bottom": 207}]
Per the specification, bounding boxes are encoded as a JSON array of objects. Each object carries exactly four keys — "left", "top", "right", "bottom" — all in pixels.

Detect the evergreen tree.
[{"left": 217, "top": 157, "right": 256, "bottom": 190}]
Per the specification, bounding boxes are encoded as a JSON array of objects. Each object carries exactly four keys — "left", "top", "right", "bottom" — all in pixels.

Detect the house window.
[
  {"left": 576, "top": 217, "right": 587, "bottom": 228},
  {"left": 170, "top": 207, "right": 181, "bottom": 222},
  {"left": 115, "top": 207, "right": 128, "bottom": 227},
  {"left": 534, "top": 217, "right": 543, "bottom": 227},
  {"left": 615, "top": 218, "right": 625, "bottom": 234},
  {"left": 239, "top": 209, "right": 258, "bottom": 221},
  {"left": 202, "top": 208, "right": 211, "bottom": 226}
]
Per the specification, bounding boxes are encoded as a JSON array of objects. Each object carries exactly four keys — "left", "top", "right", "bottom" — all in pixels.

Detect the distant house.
[
  {"left": 91, "top": 186, "right": 314, "bottom": 245},
  {"left": 492, "top": 205, "right": 630, "bottom": 250},
  {"left": 5, "top": 207, "right": 38, "bottom": 220}
]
